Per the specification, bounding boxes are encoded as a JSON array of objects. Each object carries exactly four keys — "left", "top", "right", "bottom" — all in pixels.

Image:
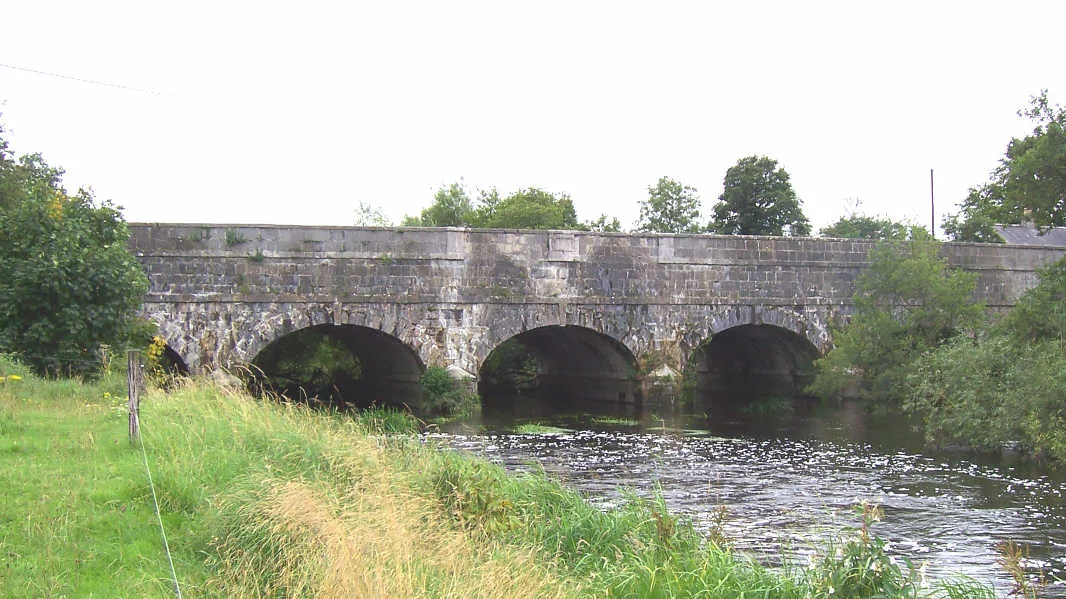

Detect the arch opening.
[
  {"left": 161, "top": 346, "right": 189, "bottom": 376},
  {"left": 154, "top": 345, "right": 190, "bottom": 383},
  {"left": 247, "top": 324, "right": 424, "bottom": 410},
  {"left": 478, "top": 325, "right": 641, "bottom": 417},
  {"left": 686, "top": 324, "right": 819, "bottom": 407}
]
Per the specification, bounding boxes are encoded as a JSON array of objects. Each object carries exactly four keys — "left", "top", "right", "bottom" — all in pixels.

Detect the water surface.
[{"left": 431, "top": 398, "right": 1066, "bottom": 595}]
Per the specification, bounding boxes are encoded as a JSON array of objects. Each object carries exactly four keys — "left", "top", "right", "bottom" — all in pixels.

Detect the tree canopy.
[
  {"left": 819, "top": 215, "right": 920, "bottom": 240},
  {"left": 944, "top": 91, "right": 1066, "bottom": 241},
  {"left": 469, "top": 187, "right": 580, "bottom": 229},
  {"left": 0, "top": 128, "right": 148, "bottom": 376},
  {"left": 405, "top": 183, "right": 584, "bottom": 230},
  {"left": 354, "top": 201, "right": 392, "bottom": 226},
  {"left": 403, "top": 182, "right": 475, "bottom": 227},
  {"left": 636, "top": 177, "right": 701, "bottom": 233},
  {"left": 709, "top": 155, "right": 810, "bottom": 236},
  {"left": 807, "top": 234, "right": 983, "bottom": 402},
  {"left": 905, "top": 254, "right": 1066, "bottom": 460}
]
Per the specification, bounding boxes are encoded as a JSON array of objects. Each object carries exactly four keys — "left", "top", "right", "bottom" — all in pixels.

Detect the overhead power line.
[{"left": 0, "top": 62, "right": 172, "bottom": 97}]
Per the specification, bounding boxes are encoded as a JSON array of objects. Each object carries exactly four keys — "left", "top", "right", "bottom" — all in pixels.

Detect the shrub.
[
  {"left": 419, "top": 365, "right": 479, "bottom": 417},
  {"left": 0, "top": 131, "right": 147, "bottom": 377},
  {"left": 809, "top": 235, "right": 984, "bottom": 402}
]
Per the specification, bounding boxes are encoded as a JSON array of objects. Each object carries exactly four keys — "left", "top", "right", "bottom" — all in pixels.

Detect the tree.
[
  {"left": 354, "top": 201, "right": 391, "bottom": 226},
  {"left": 944, "top": 91, "right": 1066, "bottom": 240},
  {"left": 905, "top": 256, "right": 1066, "bottom": 459},
  {"left": 404, "top": 181, "right": 475, "bottom": 227},
  {"left": 709, "top": 155, "right": 810, "bottom": 236},
  {"left": 469, "top": 187, "right": 580, "bottom": 230},
  {"left": 0, "top": 128, "right": 148, "bottom": 376},
  {"left": 941, "top": 200, "right": 1004, "bottom": 243},
  {"left": 636, "top": 177, "right": 701, "bottom": 233},
  {"left": 820, "top": 215, "right": 914, "bottom": 240},
  {"left": 807, "top": 234, "right": 984, "bottom": 402},
  {"left": 999, "top": 255, "right": 1066, "bottom": 343},
  {"left": 584, "top": 214, "right": 622, "bottom": 232}
]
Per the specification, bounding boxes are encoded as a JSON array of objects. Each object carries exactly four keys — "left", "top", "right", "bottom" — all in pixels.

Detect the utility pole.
[{"left": 930, "top": 169, "right": 935, "bottom": 238}]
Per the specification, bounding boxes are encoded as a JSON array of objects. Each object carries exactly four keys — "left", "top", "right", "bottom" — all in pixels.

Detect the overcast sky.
[{"left": 2, "top": 1, "right": 1064, "bottom": 233}]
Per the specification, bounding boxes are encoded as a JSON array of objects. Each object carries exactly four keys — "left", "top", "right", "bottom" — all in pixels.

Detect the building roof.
[{"left": 993, "top": 224, "right": 1066, "bottom": 247}]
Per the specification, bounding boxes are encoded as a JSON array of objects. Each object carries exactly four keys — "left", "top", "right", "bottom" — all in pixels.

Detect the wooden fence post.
[{"left": 128, "top": 350, "right": 143, "bottom": 443}]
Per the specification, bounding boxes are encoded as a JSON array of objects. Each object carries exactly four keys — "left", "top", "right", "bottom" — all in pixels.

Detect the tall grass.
[{"left": 0, "top": 355, "right": 1002, "bottom": 598}]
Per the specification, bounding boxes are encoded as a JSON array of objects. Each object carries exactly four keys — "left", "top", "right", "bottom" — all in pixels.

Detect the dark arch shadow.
[
  {"left": 479, "top": 325, "right": 641, "bottom": 417},
  {"left": 248, "top": 324, "right": 424, "bottom": 410},
  {"left": 686, "top": 324, "right": 819, "bottom": 408},
  {"left": 161, "top": 345, "right": 190, "bottom": 376}
]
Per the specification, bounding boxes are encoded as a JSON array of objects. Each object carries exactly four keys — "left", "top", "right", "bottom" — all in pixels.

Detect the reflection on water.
[{"left": 432, "top": 394, "right": 1066, "bottom": 596}]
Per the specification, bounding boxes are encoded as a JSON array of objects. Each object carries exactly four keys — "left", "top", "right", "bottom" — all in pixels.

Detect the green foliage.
[
  {"left": 904, "top": 335, "right": 1066, "bottom": 457},
  {"left": 1000, "top": 255, "right": 1066, "bottom": 343},
  {"left": 809, "top": 236, "right": 983, "bottom": 402},
  {"left": 353, "top": 201, "right": 391, "bottom": 226},
  {"left": 0, "top": 131, "right": 148, "bottom": 377},
  {"left": 470, "top": 187, "right": 580, "bottom": 230},
  {"left": 352, "top": 406, "right": 422, "bottom": 434},
  {"left": 637, "top": 176, "right": 702, "bottom": 233},
  {"left": 406, "top": 181, "right": 476, "bottom": 227},
  {"left": 480, "top": 338, "right": 538, "bottom": 388},
  {"left": 224, "top": 228, "right": 247, "bottom": 246},
  {"left": 709, "top": 155, "right": 811, "bottom": 236},
  {"left": 429, "top": 454, "right": 520, "bottom": 535},
  {"left": 419, "top": 365, "right": 479, "bottom": 417},
  {"left": 906, "top": 257, "right": 1066, "bottom": 460},
  {"left": 405, "top": 183, "right": 587, "bottom": 231},
  {"left": 583, "top": 213, "right": 622, "bottom": 232},
  {"left": 250, "top": 327, "right": 362, "bottom": 404},
  {"left": 420, "top": 364, "right": 456, "bottom": 397},
  {"left": 944, "top": 90, "right": 1066, "bottom": 239},
  {"left": 803, "top": 500, "right": 920, "bottom": 598},
  {"left": 0, "top": 372, "right": 999, "bottom": 598},
  {"left": 942, "top": 199, "right": 1005, "bottom": 243},
  {"left": 820, "top": 214, "right": 916, "bottom": 240}
]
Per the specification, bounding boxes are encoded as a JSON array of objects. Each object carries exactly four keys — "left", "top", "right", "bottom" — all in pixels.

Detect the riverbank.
[{"left": 0, "top": 361, "right": 1002, "bottom": 597}]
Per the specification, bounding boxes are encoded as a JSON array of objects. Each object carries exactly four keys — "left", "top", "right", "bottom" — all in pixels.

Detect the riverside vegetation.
[
  {"left": 0, "top": 355, "right": 1015, "bottom": 598},
  {"left": 809, "top": 233, "right": 1066, "bottom": 464}
]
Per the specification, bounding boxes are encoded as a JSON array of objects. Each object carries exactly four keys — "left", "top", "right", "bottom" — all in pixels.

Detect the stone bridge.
[{"left": 129, "top": 224, "right": 1065, "bottom": 406}]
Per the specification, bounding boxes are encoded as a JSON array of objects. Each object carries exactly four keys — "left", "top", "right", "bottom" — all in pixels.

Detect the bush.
[
  {"left": 0, "top": 131, "right": 147, "bottom": 377},
  {"left": 809, "top": 235, "right": 984, "bottom": 402},
  {"left": 419, "top": 365, "right": 479, "bottom": 417},
  {"left": 905, "top": 256, "right": 1066, "bottom": 461}
]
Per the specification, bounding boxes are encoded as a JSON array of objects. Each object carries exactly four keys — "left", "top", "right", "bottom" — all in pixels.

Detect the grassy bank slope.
[{"left": 0, "top": 360, "right": 997, "bottom": 598}]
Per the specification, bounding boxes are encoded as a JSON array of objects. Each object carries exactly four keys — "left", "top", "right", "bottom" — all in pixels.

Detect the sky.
[{"left": 2, "top": 1, "right": 1065, "bottom": 234}]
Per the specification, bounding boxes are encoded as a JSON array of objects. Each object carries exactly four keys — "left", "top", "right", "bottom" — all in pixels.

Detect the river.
[{"left": 430, "top": 396, "right": 1066, "bottom": 596}]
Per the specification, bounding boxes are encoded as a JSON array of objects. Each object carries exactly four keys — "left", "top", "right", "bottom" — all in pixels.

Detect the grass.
[
  {"left": 0, "top": 360, "right": 175, "bottom": 597},
  {"left": 589, "top": 415, "right": 640, "bottom": 427},
  {"left": 512, "top": 423, "right": 572, "bottom": 434},
  {"left": 0, "top": 355, "right": 1004, "bottom": 598}
]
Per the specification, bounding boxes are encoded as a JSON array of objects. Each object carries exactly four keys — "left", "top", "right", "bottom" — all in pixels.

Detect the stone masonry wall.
[{"left": 129, "top": 224, "right": 1066, "bottom": 374}]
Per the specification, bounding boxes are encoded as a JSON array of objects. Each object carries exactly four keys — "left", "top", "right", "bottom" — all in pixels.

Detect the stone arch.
[
  {"left": 469, "top": 303, "right": 638, "bottom": 371},
  {"left": 685, "top": 318, "right": 821, "bottom": 404},
  {"left": 237, "top": 303, "right": 341, "bottom": 368},
  {"left": 159, "top": 344, "right": 190, "bottom": 376},
  {"left": 478, "top": 323, "right": 642, "bottom": 405},
  {"left": 701, "top": 305, "right": 831, "bottom": 355},
  {"left": 249, "top": 322, "right": 425, "bottom": 408}
]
